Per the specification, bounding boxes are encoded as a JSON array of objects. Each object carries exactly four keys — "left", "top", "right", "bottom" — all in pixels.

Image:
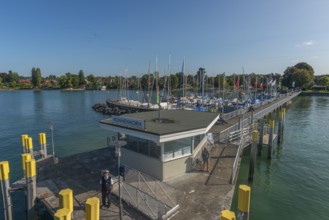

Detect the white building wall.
[{"left": 121, "top": 148, "right": 163, "bottom": 180}]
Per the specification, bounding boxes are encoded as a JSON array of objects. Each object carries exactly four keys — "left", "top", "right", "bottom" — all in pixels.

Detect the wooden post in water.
[
  {"left": 248, "top": 131, "right": 258, "bottom": 182},
  {"left": 257, "top": 120, "right": 264, "bottom": 156},
  {"left": 237, "top": 185, "right": 251, "bottom": 220},
  {"left": 0, "top": 161, "right": 13, "bottom": 220},
  {"left": 268, "top": 120, "right": 275, "bottom": 159},
  {"left": 277, "top": 111, "right": 284, "bottom": 143},
  {"left": 282, "top": 108, "right": 286, "bottom": 131}
]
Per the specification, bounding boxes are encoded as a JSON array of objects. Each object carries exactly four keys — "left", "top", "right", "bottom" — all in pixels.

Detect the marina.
[{"left": 1, "top": 91, "right": 300, "bottom": 219}]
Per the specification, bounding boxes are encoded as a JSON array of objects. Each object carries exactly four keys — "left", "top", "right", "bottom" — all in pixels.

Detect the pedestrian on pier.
[
  {"left": 99, "top": 169, "right": 113, "bottom": 208},
  {"left": 202, "top": 148, "right": 210, "bottom": 172}
]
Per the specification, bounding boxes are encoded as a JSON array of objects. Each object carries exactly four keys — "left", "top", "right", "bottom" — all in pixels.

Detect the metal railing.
[
  {"left": 230, "top": 123, "right": 256, "bottom": 184},
  {"left": 113, "top": 166, "right": 181, "bottom": 219}
]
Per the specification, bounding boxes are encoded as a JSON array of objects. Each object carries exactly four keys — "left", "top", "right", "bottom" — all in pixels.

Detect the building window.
[
  {"left": 164, "top": 137, "right": 192, "bottom": 161},
  {"left": 123, "top": 135, "right": 161, "bottom": 159}
]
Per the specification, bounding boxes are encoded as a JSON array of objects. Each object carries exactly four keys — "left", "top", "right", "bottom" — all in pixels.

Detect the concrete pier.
[{"left": 11, "top": 92, "right": 299, "bottom": 220}]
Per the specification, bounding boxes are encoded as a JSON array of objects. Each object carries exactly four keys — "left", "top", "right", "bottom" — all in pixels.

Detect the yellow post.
[
  {"left": 39, "top": 132, "right": 47, "bottom": 158},
  {"left": 238, "top": 185, "right": 251, "bottom": 220},
  {"left": 0, "top": 161, "right": 13, "bottom": 220},
  {"left": 0, "top": 161, "right": 9, "bottom": 181},
  {"left": 85, "top": 197, "right": 100, "bottom": 220},
  {"left": 26, "top": 159, "right": 37, "bottom": 220},
  {"left": 21, "top": 134, "right": 28, "bottom": 153},
  {"left": 25, "top": 137, "right": 34, "bottom": 158},
  {"left": 26, "top": 159, "right": 36, "bottom": 178},
  {"left": 54, "top": 208, "right": 71, "bottom": 220},
  {"left": 220, "top": 210, "right": 236, "bottom": 220},
  {"left": 39, "top": 133, "right": 46, "bottom": 145},
  {"left": 22, "top": 154, "right": 31, "bottom": 172},
  {"left": 59, "top": 189, "right": 73, "bottom": 214}
]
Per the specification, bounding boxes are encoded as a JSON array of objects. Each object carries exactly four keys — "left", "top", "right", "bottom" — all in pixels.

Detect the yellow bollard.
[
  {"left": 85, "top": 197, "right": 100, "bottom": 220},
  {"left": 0, "top": 161, "right": 9, "bottom": 181},
  {"left": 26, "top": 159, "right": 36, "bottom": 178},
  {"left": 220, "top": 210, "right": 236, "bottom": 220},
  {"left": 39, "top": 132, "right": 47, "bottom": 158},
  {"left": 21, "top": 134, "right": 28, "bottom": 153},
  {"left": 39, "top": 133, "right": 46, "bottom": 145},
  {"left": 54, "top": 208, "right": 71, "bottom": 220},
  {"left": 59, "top": 189, "right": 73, "bottom": 214},
  {"left": 22, "top": 154, "right": 31, "bottom": 172},
  {"left": 0, "top": 161, "right": 13, "bottom": 220},
  {"left": 238, "top": 185, "right": 251, "bottom": 213},
  {"left": 26, "top": 159, "right": 37, "bottom": 220}
]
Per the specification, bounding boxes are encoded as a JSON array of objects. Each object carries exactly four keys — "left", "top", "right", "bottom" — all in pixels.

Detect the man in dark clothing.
[
  {"left": 202, "top": 148, "right": 210, "bottom": 172},
  {"left": 99, "top": 170, "right": 113, "bottom": 208}
]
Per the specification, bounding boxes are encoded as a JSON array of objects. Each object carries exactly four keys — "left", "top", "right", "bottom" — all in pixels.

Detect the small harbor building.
[{"left": 100, "top": 110, "right": 219, "bottom": 180}]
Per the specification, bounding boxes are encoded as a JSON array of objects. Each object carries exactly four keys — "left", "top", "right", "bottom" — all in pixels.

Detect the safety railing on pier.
[
  {"left": 230, "top": 123, "right": 256, "bottom": 184},
  {"left": 113, "top": 166, "right": 181, "bottom": 219}
]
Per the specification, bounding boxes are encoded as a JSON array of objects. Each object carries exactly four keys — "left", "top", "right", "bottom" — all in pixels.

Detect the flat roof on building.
[{"left": 100, "top": 110, "right": 219, "bottom": 142}]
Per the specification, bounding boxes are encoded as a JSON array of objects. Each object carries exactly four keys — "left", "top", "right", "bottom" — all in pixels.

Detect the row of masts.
[{"left": 117, "top": 58, "right": 278, "bottom": 109}]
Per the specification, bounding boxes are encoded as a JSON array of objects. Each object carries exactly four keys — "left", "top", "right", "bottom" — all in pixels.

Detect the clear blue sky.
[{"left": 1, "top": 0, "right": 329, "bottom": 76}]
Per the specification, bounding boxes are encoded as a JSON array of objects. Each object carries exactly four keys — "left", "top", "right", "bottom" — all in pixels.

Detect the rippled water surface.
[{"left": 232, "top": 96, "right": 329, "bottom": 220}]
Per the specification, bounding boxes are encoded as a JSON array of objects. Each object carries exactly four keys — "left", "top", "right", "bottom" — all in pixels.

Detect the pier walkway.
[{"left": 33, "top": 92, "right": 300, "bottom": 220}]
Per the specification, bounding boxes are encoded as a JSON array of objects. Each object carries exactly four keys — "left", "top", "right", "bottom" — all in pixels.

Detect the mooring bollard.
[
  {"left": 21, "top": 134, "right": 28, "bottom": 154},
  {"left": 85, "top": 197, "right": 100, "bottom": 220},
  {"left": 268, "top": 120, "right": 275, "bottom": 159},
  {"left": 248, "top": 131, "right": 258, "bottom": 182},
  {"left": 26, "top": 159, "right": 36, "bottom": 220},
  {"left": 221, "top": 210, "right": 236, "bottom": 220},
  {"left": 25, "top": 137, "right": 34, "bottom": 159},
  {"left": 54, "top": 208, "right": 71, "bottom": 220},
  {"left": 21, "top": 154, "right": 31, "bottom": 173},
  {"left": 0, "top": 161, "right": 13, "bottom": 220},
  {"left": 257, "top": 120, "right": 264, "bottom": 156},
  {"left": 237, "top": 185, "right": 251, "bottom": 220},
  {"left": 59, "top": 188, "right": 73, "bottom": 218},
  {"left": 39, "top": 132, "right": 47, "bottom": 158}
]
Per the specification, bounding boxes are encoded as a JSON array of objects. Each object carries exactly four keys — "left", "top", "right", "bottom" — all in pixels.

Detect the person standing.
[
  {"left": 202, "top": 147, "right": 210, "bottom": 172},
  {"left": 99, "top": 170, "right": 113, "bottom": 208}
]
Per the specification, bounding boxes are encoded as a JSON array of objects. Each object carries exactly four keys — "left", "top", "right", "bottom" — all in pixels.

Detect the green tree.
[
  {"left": 31, "top": 67, "right": 42, "bottom": 88},
  {"left": 282, "top": 62, "right": 314, "bottom": 89},
  {"left": 8, "top": 71, "right": 19, "bottom": 86},
  {"left": 319, "top": 76, "right": 329, "bottom": 86},
  {"left": 78, "top": 70, "right": 85, "bottom": 86}
]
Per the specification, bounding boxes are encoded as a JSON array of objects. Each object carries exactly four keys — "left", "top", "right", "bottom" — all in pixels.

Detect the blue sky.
[{"left": 1, "top": 0, "right": 329, "bottom": 76}]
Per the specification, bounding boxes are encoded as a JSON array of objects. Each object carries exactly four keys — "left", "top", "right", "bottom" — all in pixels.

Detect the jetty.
[{"left": 7, "top": 92, "right": 300, "bottom": 220}]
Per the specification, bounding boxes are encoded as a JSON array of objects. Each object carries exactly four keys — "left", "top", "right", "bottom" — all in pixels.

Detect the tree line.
[{"left": 1, "top": 62, "right": 328, "bottom": 91}]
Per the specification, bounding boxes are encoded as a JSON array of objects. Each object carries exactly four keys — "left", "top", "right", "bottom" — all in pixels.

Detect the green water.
[{"left": 232, "top": 96, "right": 329, "bottom": 219}]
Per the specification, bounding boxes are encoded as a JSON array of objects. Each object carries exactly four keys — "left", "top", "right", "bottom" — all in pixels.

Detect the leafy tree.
[
  {"left": 319, "top": 76, "right": 329, "bottom": 86},
  {"left": 78, "top": 70, "right": 85, "bottom": 86},
  {"left": 282, "top": 62, "right": 314, "bottom": 89},
  {"left": 8, "top": 71, "right": 19, "bottom": 85},
  {"left": 31, "top": 67, "right": 42, "bottom": 88},
  {"left": 71, "top": 74, "right": 79, "bottom": 88}
]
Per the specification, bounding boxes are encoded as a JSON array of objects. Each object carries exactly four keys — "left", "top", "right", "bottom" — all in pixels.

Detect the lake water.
[
  {"left": 0, "top": 89, "right": 134, "bottom": 218},
  {"left": 1, "top": 91, "right": 328, "bottom": 219},
  {"left": 232, "top": 95, "right": 329, "bottom": 219}
]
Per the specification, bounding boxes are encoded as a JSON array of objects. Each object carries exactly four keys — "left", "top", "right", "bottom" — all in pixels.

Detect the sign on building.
[{"left": 112, "top": 115, "right": 145, "bottom": 129}]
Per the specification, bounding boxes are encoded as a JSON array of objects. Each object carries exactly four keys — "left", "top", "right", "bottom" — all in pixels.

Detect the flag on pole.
[
  {"left": 235, "top": 78, "right": 239, "bottom": 89},
  {"left": 260, "top": 80, "right": 264, "bottom": 89}
]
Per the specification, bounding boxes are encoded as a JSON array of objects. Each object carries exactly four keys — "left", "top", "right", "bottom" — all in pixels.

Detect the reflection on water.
[{"left": 232, "top": 96, "right": 329, "bottom": 220}]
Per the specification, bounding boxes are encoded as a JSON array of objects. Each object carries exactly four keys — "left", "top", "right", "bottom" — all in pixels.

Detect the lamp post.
[
  {"left": 113, "top": 140, "right": 127, "bottom": 220},
  {"left": 49, "top": 122, "right": 56, "bottom": 163}
]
